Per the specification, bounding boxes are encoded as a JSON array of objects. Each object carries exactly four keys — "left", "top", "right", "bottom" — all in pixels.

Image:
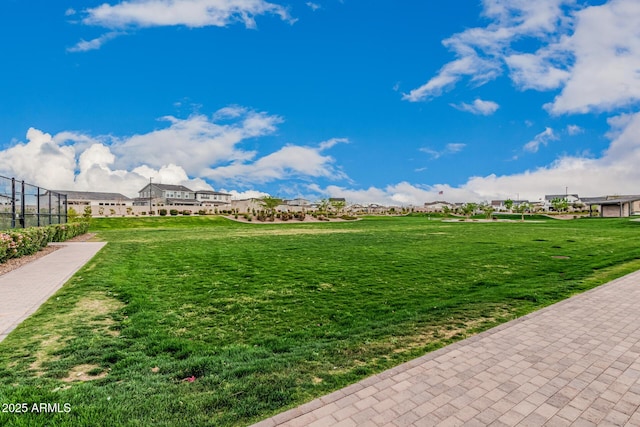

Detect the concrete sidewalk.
[
  {"left": 253, "top": 270, "right": 640, "bottom": 426},
  {"left": 0, "top": 242, "right": 106, "bottom": 342}
]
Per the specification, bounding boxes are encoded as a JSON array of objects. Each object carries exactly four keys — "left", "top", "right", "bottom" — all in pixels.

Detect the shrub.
[
  {"left": 340, "top": 215, "right": 357, "bottom": 220},
  {"left": 170, "top": 209, "right": 179, "bottom": 216},
  {"left": 0, "top": 222, "right": 89, "bottom": 264},
  {"left": 198, "top": 210, "right": 206, "bottom": 215},
  {"left": 159, "top": 209, "right": 168, "bottom": 216},
  {"left": 183, "top": 210, "right": 191, "bottom": 216}
]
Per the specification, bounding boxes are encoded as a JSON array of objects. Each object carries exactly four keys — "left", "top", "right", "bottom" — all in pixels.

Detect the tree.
[
  {"left": 461, "top": 202, "right": 477, "bottom": 219},
  {"left": 317, "top": 199, "right": 330, "bottom": 214},
  {"left": 330, "top": 199, "right": 346, "bottom": 215},
  {"left": 481, "top": 203, "right": 495, "bottom": 219},
  {"left": 83, "top": 206, "right": 93, "bottom": 222},
  {"left": 259, "top": 196, "right": 282, "bottom": 219},
  {"left": 551, "top": 197, "right": 568, "bottom": 212},
  {"left": 442, "top": 205, "right": 451, "bottom": 217},
  {"left": 514, "top": 202, "right": 529, "bottom": 221},
  {"left": 504, "top": 199, "right": 514, "bottom": 212},
  {"left": 67, "top": 207, "right": 79, "bottom": 222}
]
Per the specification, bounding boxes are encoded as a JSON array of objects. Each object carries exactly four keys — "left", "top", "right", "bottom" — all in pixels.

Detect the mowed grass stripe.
[{"left": 1, "top": 216, "right": 640, "bottom": 426}]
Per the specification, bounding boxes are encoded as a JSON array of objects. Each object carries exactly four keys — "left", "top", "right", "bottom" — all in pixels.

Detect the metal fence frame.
[{"left": 0, "top": 175, "right": 67, "bottom": 230}]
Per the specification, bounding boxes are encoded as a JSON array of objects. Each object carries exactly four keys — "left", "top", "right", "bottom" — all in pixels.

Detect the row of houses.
[
  {"left": 60, "top": 184, "right": 232, "bottom": 210},
  {"left": 421, "top": 194, "right": 640, "bottom": 218},
  {"left": 56, "top": 184, "right": 640, "bottom": 218}
]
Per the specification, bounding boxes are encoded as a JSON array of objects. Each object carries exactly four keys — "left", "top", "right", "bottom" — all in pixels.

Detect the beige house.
[
  {"left": 423, "top": 201, "right": 454, "bottom": 212},
  {"left": 195, "top": 190, "right": 232, "bottom": 207},
  {"left": 52, "top": 190, "right": 132, "bottom": 208}
]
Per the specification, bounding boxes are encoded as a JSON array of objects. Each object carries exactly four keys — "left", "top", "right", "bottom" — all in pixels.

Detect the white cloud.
[
  {"left": 312, "top": 111, "right": 640, "bottom": 205},
  {"left": 67, "top": 31, "right": 123, "bottom": 52},
  {"left": 203, "top": 140, "right": 348, "bottom": 184},
  {"left": 0, "top": 107, "right": 347, "bottom": 197},
  {"left": 71, "top": 0, "right": 295, "bottom": 51},
  {"left": 566, "top": 124, "right": 583, "bottom": 135},
  {"left": 306, "top": 2, "right": 321, "bottom": 11},
  {"left": 546, "top": 0, "right": 640, "bottom": 114},
  {"left": 405, "top": 0, "right": 640, "bottom": 115},
  {"left": 111, "top": 109, "right": 282, "bottom": 174},
  {"left": 403, "top": 0, "right": 573, "bottom": 102},
  {"left": 523, "top": 127, "right": 557, "bottom": 153},
  {"left": 451, "top": 99, "right": 500, "bottom": 115},
  {"left": 81, "top": 0, "right": 294, "bottom": 29},
  {"left": 420, "top": 143, "right": 466, "bottom": 159}
]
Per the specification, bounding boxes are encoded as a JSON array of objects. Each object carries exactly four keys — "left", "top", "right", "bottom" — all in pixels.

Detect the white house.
[
  {"left": 423, "top": 201, "right": 454, "bottom": 212},
  {"left": 51, "top": 190, "right": 132, "bottom": 207},
  {"left": 195, "top": 190, "right": 232, "bottom": 207}
]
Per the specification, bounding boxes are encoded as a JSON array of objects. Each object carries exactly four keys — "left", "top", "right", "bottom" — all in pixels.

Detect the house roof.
[
  {"left": 152, "top": 184, "right": 193, "bottom": 192},
  {"left": 195, "top": 190, "right": 231, "bottom": 196},
  {"left": 544, "top": 194, "right": 579, "bottom": 200},
  {"left": 590, "top": 196, "right": 640, "bottom": 205},
  {"left": 51, "top": 190, "right": 131, "bottom": 200},
  {"left": 138, "top": 183, "right": 193, "bottom": 193}
]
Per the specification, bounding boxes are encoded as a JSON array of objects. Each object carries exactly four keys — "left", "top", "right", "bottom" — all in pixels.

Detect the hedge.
[{"left": 0, "top": 222, "right": 90, "bottom": 264}]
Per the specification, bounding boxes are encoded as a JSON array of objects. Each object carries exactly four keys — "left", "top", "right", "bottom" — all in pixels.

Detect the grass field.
[{"left": 1, "top": 216, "right": 640, "bottom": 426}]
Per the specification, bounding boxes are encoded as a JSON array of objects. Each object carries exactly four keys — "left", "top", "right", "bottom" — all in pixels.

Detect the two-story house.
[{"left": 135, "top": 183, "right": 200, "bottom": 206}]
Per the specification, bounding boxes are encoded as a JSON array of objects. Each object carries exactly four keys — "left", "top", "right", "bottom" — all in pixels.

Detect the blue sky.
[{"left": 1, "top": 0, "right": 639, "bottom": 205}]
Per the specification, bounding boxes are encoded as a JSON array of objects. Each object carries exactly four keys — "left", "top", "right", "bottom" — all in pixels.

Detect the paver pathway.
[
  {"left": 0, "top": 242, "right": 106, "bottom": 342},
  {"left": 253, "top": 270, "right": 640, "bottom": 426}
]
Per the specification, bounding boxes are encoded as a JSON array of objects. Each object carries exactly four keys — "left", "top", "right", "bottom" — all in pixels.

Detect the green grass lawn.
[{"left": 2, "top": 216, "right": 640, "bottom": 426}]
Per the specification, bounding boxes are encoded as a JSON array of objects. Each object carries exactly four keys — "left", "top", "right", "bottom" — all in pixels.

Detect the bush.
[
  {"left": 198, "top": 210, "right": 206, "bottom": 215},
  {"left": 340, "top": 215, "right": 357, "bottom": 220},
  {"left": 0, "top": 222, "right": 89, "bottom": 264},
  {"left": 170, "top": 209, "right": 179, "bottom": 216},
  {"left": 159, "top": 209, "right": 168, "bottom": 216},
  {"left": 182, "top": 210, "right": 191, "bottom": 216}
]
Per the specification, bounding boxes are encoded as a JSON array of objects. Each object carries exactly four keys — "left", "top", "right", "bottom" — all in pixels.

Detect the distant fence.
[{"left": 0, "top": 176, "right": 67, "bottom": 230}]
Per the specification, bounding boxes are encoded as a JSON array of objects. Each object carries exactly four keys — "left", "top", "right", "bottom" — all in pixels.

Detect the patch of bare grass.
[{"left": 27, "top": 292, "right": 123, "bottom": 377}]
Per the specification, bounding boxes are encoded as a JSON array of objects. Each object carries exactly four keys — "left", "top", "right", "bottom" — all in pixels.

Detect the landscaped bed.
[{"left": 1, "top": 216, "right": 640, "bottom": 426}]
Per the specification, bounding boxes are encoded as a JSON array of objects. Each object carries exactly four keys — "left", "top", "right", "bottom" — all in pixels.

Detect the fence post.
[
  {"left": 37, "top": 186, "right": 41, "bottom": 227},
  {"left": 20, "top": 180, "right": 26, "bottom": 228},
  {"left": 48, "top": 191, "right": 52, "bottom": 226},
  {"left": 62, "top": 194, "right": 67, "bottom": 224},
  {"left": 11, "top": 178, "right": 16, "bottom": 229}
]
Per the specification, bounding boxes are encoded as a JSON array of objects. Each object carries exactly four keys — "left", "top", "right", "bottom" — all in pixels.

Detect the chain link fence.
[{"left": 0, "top": 175, "right": 67, "bottom": 230}]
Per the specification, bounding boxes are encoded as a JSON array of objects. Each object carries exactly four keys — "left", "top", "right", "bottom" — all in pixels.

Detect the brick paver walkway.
[
  {"left": 0, "top": 242, "right": 106, "bottom": 342},
  {"left": 253, "top": 270, "right": 640, "bottom": 426}
]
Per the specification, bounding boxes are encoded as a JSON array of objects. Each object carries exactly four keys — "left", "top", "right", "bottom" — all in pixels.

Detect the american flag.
[{"left": 438, "top": 191, "right": 443, "bottom": 195}]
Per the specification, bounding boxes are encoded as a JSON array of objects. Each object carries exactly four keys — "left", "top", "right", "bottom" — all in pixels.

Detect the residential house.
[
  {"left": 423, "top": 201, "right": 454, "bottom": 212},
  {"left": 543, "top": 194, "right": 582, "bottom": 211},
  {"left": 195, "top": 190, "right": 232, "bottom": 207},
  {"left": 134, "top": 183, "right": 199, "bottom": 207},
  {"left": 491, "top": 200, "right": 531, "bottom": 211},
  {"left": 53, "top": 190, "right": 132, "bottom": 208}
]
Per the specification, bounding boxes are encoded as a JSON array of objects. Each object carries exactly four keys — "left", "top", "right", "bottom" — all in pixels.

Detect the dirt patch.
[
  {"left": 29, "top": 335, "right": 64, "bottom": 376},
  {"left": 61, "top": 364, "right": 107, "bottom": 382},
  {"left": 234, "top": 228, "right": 361, "bottom": 237},
  {"left": 28, "top": 292, "right": 124, "bottom": 377},
  {"left": 226, "top": 215, "right": 360, "bottom": 225},
  {"left": 552, "top": 256, "right": 571, "bottom": 259}
]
